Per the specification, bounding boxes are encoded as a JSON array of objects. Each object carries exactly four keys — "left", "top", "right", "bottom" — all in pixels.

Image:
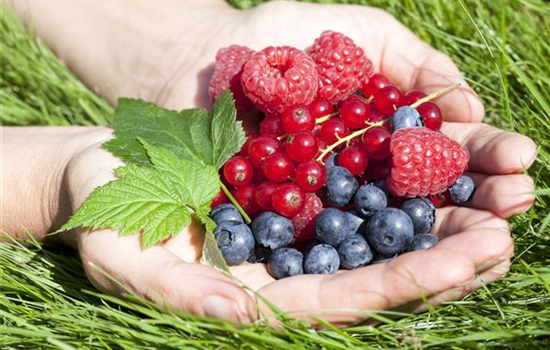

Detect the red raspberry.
[
  {"left": 308, "top": 31, "right": 374, "bottom": 103},
  {"left": 208, "top": 45, "right": 254, "bottom": 112},
  {"left": 291, "top": 193, "right": 323, "bottom": 241},
  {"left": 241, "top": 46, "right": 318, "bottom": 114},
  {"left": 388, "top": 127, "right": 469, "bottom": 198}
]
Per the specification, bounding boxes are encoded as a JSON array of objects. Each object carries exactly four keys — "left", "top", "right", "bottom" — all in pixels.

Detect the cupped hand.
[{"left": 67, "top": 1, "right": 536, "bottom": 326}]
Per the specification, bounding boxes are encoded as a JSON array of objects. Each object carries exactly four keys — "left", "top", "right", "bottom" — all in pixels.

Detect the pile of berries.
[{"left": 208, "top": 31, "right": 476, "bottom": 279}]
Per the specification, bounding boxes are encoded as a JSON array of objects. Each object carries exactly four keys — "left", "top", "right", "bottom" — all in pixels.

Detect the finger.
[
  {"left": 466, "top": 172, "right": 535, "bottom": 218},
  {"left": 441, "top": 122, "right": 537, "bottom": 174},
  {"left": 375, "top": 13, "right": 484, "bottom": 123},
  {"left": 433, "top": 206, "right": 509, "bottom": 238},
  {"left": 257, "top": 248, "right": 474, "bottom": 326}
]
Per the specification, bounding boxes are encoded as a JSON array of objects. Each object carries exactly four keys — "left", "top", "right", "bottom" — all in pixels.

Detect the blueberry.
[
  {"left": 407, "top": 233, "right": 439, "bottom": 251},
  {"left": 371, "top": 179, "right": 390, "bottom": 199},
  {"left": 354, "top": 184, "right": 388, "bottom": 218},
  {"left": 214, "top": 222, "right": 254, "bottom": 265},
  {"left": 346, "top": 210, "right": 367, "bottom": 236},
  {"left": 449, "top": 175, "right": 476, "bottom": 204},
  {"left": 337, "top": 235, "right": 373, "bottom": 269},
  {"left": 315, "top": 208, "right": 352, "bottom": 247},
  {"left": 210, "top": 203, "right": 244, "bottom": 225},
  {"left": 303, "top": 244, "right": 340, "bottom": 275},
  {"left": 325, "top": 153, "right": 339, "bottom": 170},
  {"left": 391, "top": 106, "right": 424, "bottom": 131},
  {"left": 366, "top": 208, "right": 414, "bottom": 256},
  {"left": 247, "top": 245, "right": 272, "bottom": 263},
  {"left": 370, "top": 253, "right": 397, "bottom": 265},
  {"left": 400, "top": 198, "right": 435, "bottom": 234},
  {"left": 251, "top": 211, "right": 294, "bottom": 250},
  {"left": 326, "top": 166, "right": 358, "bottom": 207},
  {"left": 267, "top": 248, "right": 303, "bottom": 279}
]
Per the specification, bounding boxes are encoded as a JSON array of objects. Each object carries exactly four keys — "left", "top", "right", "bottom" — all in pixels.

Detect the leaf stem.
[
  {"left": 411, "top": 83, "right": 461, "bottom": 108},
  {"left": 220, "top": 182, "right": 252, "bottom": 224},
  {"left": 315, "top": 111, "right": 340, "bottom": 124}
]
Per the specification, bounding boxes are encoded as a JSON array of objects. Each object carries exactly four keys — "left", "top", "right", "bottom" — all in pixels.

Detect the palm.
[{"left": 70, "top": 1, "right": 536, "bottom": 325}]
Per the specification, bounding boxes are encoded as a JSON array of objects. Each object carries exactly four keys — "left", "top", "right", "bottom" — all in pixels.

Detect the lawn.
[{"left": 1, "top": 0, "right": 550, "bottom": 349}]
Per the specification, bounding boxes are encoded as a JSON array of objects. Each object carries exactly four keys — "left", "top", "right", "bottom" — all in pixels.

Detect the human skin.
[{"left": 2, "top": 0, "right": 537, "bottom": 326}]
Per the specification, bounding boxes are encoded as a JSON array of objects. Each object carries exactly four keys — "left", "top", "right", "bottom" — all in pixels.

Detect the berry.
[
  {"left": 361, "top": 73, "right": 390, "bottom": 98},
  {"left": 210, "top": 203, "right": 244, "bottom": 225},
  {"left": 282, "top": 105, "right": 314, "bottom": 133},
  {"left": 340, "top": 97, "right": 370, "bottom": 129},
  {"left": 391, "top": 106, "right": 424, "bottom": 131},
  {"left": 295, "top": 161, "right": 326, "bottom": 192},
  {"left": 211, "top": 190, "right": 229, "bottom": 209},
  {"left": 406, "top": 233, "right": 439, "bottom": 251},
  {"left": 319, "top": 118, "right": 350, "bottom": 145},
  {"left": 247, "top": 245, "right": 272, "bottom": 263},
  {"left": 326, "top": 166, "right": 358, "bottom": 207},
  {"left": 308, "top": 97, "right": 335, "bottom": 119},
  {"left": 248, "top": 136, "right": 281, "bottom": 167},
  {"left": 449, "top": 175, "right": 476, "bottom": 204},
  {"left": 354, "top": 184, "right": 388, "bottom": 218},
  {"left": 374, "top": 85, "right": 404, "bottom": 114},
  {"left": 237, "top": 134, "right": 257, "bottom": 157},
  {"left": 267, "top": 248, "right": 304, "bottom": 279},
  {"left": 232, "top": 184, "right": 260, "bottom": 215},
  {"left": 215, "top": 222, "right": 255, "bottom": 265},
  {"left": 208, "top": 45, "right": 254, "bottom": 112},
  {"left": 252, "top": 211, "right": 294, "bottom": 249},
  {"left": 388, "top": 127, "right": 470, "bottom": 198},
  {"left": 431, "top": 190, "right": 451, "bottom": 208},
  {"left": 338, "top": 146, "right": 368, "bottom": 176},
  {"left": 370, "top": 253, "right": 397, "bottom": 265},
  {"left": 338, "top": 235, "right": 373, "bottom": 269},
  {"left": 403, "top": 90, "right": 426, "bottom": 106},
  {"left": 366, "top": 208, "right": 414, "bottom": 256},
  {"left": 371, "top": 179, "right": 390, "bottom": 199},
  {"left": 260, "top": 114, "right": 285, "bottom": 137},
  {"left": 304, "top": 244, "right": 340, "bottom": 275},
  {"left": 346, "top": 210, "right": 367, "bottom": 236},
  {"left": 285, "top": 131, "right": 319, "bottom": 163},
  {"left": 324, "top": 153, "right": 339, "bottom": 170},
  {"left": 309, "top": 31, "right": 374, "bottom": 103},
  {"left": 315, "top": 208, "right": 352, "bottom": 246},
  {"left": 241, "top": 46, "right": 318, "bottom": 114},
  {"left": 261, "top": 153, "right": 294, "bottom": 183},
  {"left": 400, "top": 198, "right": 435, "bottom": 234},
  {"left": 254, "top": 181, "right": 278, "bottom": 210},
  {"left": 362, "top": 126, "right": 391, "bottom": 160},
  {"left": 292, "top": 193, "right": 324, "bottom": 241},
  {"left": 417, "top": 102, "right": 443, "bottom": 131},
  {"left": 272, "top": 183, "right": 306, "bottom": 218},
  {"left": 223, "top": 156, "right": 254, "bottom": 187}
]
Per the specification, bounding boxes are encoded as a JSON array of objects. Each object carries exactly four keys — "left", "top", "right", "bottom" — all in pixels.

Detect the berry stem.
[
  {"left": 410, "top": 83, "right": 460, "bottom": 108},
  {"left": 315, "top": 111, "right": 339, "bottom": 124},
  {"left": 220, "top": 182, "right": 252, "bottom": 224},
  {"left": 316, "top": 120, "right": 386, "bottom": 163}
]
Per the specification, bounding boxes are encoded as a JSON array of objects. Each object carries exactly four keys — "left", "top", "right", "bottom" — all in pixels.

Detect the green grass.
[{"left": 1, "top": 0, "right": 550, "bottom": 349}]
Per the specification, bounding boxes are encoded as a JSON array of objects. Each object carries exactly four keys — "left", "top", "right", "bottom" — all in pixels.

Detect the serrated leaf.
[
  {"left": 201, "top": 232, "right": 229, "bottom": 273},
  {"left": 104, "top": 91, "right": 246, "bottom": 169}
]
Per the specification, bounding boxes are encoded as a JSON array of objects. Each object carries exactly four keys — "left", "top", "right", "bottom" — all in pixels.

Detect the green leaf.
[
  {"left": 104, "top": 91, "right": 246, "bottom": 169},
  {"left": 201, "top": 232, "right": 230, "bottom": 273}
]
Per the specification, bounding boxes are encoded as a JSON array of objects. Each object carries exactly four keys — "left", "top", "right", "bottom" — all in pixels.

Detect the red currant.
[
  {"left": 362, "top": 73, "right": 390, "bottom": 98},
  {"left": 210, "top": 189, "right": 229, "bottom": 209},
  {"left": 308, "top": 97, "right": 335, "bottom": 120},
  {"left": 374, "top": 85, "right": 404, "bottom": 114},
  {"left": 261, "top": 153, "right": 294, "bottom": 183},
  {"left": 319, "top": 118, "right": 350, "bottom": 145},
  {"left": 417, "top": 102, "right": 443, "bottom": 131},
  {"left": 282, "top": 105, "right": 314, "bottom": 133},
  {"left": 223, "top": 156, "right": 254, "bottom": 187},
  {"left": 362, "top": 126, "right": 391, "bottom": 160},
  {"left": 248, "top": 136, "right": 281, "bottom": 167},
  {"left": 404, "top": 90, "right": 426, "bottom": 106},
  {"left": 285, "top": 131, "right": 319, "bottom": 163},
  {"left": 232, "top": 184, "right": 260, "bottom": 215},
  {"left": 338, "top": 146, "right": 368, "bottom": 176},
  {"left": 295, "top": 160, "right": 327, "bottom": 192},
  {"left": 368, "top": 108, "right": 392, "bottom": 130},
  {"left": 364, "top": 158, "right": 391, "bottom": 181},
  {"left": 237, "top": 134, "right": 258, "bottom": 157},
  {"left": 340, "top": 96, "right": 371, "bottom": 129},
  {"left": 272, "top": 183, "right": 305, "bottom": 218},
  {"left": 430, "top": 190, "right": 451, "bottom": 208},
  {"left": 254, "top": 181, "right": 278, "bottom": 210},
  {"left": 260, "top": 114, "right": 285, "bottom": 136}
]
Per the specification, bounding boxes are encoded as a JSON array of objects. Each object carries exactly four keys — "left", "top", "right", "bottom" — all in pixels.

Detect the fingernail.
[{"left": 202, "top": 296, "right": 240, "bottom": 321}]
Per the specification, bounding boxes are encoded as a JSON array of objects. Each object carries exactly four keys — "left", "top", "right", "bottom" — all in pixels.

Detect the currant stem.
[
  {"left": 410, "top": 83, "right": 461, "bottom": 108},
  {"left": 316, "top": 120, "right": 385, "bottom": 163},
  {"left": 315, "top": 111, "right": 340, "bottom": 124},
  {"left": 220, "top": 182, "right": 251, "bottom": 224}
]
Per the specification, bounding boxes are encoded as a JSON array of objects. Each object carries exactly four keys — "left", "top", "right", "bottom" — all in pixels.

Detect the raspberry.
[
  {"left": 388, "top": 127, "right": 469, "bottom": 198},
  {"left": 208, "top": 45, "right": 254, "bottom": 112},
  {"left": 309, "top": 31, "right": 374, "bottom": 103},
  {"left": 241, "top": 46, "right": 318, "bottom": 114},
  {"left": 291, "top": 193, "right": 323, "bottom": 241}
]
